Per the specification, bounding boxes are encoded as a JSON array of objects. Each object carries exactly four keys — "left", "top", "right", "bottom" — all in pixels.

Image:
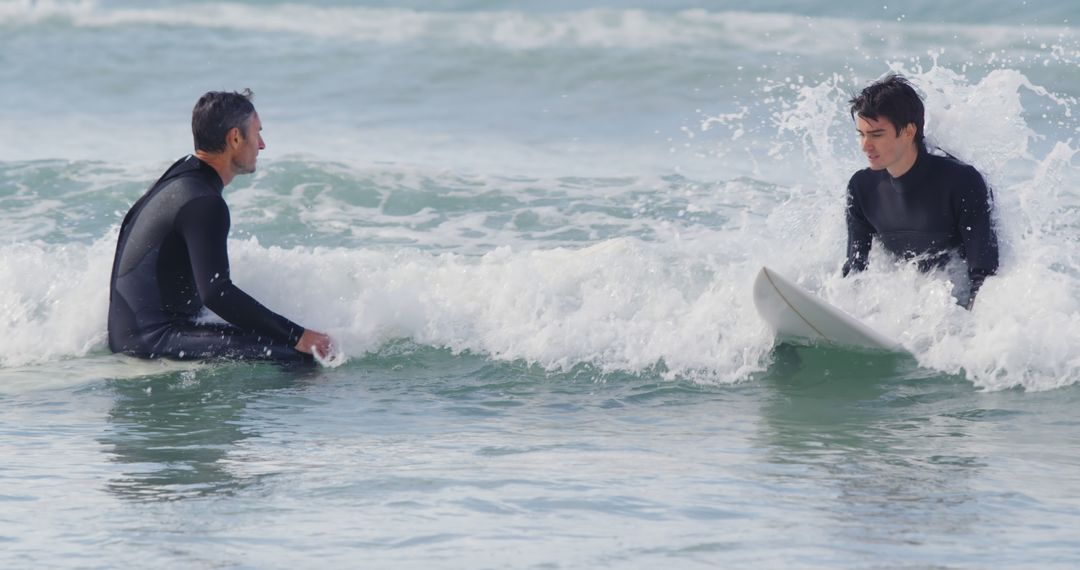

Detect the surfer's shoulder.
[
  {"left": 847, "top": 166, "right": 882, "bottom": 190},
  {"left": 923, "top": 150, "right": 981, "bottom": 176}
]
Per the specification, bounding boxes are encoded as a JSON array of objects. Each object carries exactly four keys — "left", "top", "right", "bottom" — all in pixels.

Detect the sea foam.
[{"left": 1, "top": 56, "right": 1078, "bottom": 391}]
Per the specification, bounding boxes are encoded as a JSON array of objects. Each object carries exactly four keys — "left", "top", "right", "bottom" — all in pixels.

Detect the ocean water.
[{"left": 2, "top": 0, "right": 1080, "bottom": 567}]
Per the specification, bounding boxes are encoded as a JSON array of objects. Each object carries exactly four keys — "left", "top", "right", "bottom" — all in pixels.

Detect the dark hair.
[
  {"left": 849, "top": 74, "right": 925, "bottom": 152},
  {"left": 191, "top": 89, "right": 255, "bottom": 153}
]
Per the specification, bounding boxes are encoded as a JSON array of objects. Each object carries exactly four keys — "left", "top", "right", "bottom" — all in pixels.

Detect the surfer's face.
[
  {"left": 231, "top": 112, "right": 264, "bottom": 175},
  {"left": 856, "top": 115, "right": 917, "bottom": 175}
]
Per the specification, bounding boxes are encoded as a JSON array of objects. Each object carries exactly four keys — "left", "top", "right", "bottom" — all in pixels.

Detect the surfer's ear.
[{"left": 226, "top": 127, "right": 242, "bottom": 149}]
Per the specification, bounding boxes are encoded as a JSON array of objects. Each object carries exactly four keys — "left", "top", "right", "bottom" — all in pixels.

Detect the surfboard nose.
[
  {"left": 754, "top": 267, "right": 828, "bottom": 343},
  {"left": 753, "top": 266, "right": 903, "bottom": 352}
]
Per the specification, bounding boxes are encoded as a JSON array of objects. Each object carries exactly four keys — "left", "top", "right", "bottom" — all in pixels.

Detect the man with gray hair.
[{"left": 108, "top": 89, "right": 333, "bottom": 363}]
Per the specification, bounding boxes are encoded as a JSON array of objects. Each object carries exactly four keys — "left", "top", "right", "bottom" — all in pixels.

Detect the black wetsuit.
[
  {"left": 843, "top": 148, "right": 999, "bottom": 303},
  {"left": 108, "top": 155, "right": 310, "bottom": 363}
]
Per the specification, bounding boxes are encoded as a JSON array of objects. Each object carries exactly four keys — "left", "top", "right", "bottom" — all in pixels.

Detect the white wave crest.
[{"left": 1, "top": 1, "right": 1073, "bottom": 56}]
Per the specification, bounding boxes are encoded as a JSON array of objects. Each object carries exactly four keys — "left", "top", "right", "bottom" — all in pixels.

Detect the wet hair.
[
  {"left": 849, "top": 74, "right": 925, "bottom": 152},
  {"left": 191, "top": 89, "right": 255, "bottom": 153}
]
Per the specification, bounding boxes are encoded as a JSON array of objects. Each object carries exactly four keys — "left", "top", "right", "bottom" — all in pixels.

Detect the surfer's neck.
[{"left": 886, "top": 143, "right": 920, "bottom": 178}]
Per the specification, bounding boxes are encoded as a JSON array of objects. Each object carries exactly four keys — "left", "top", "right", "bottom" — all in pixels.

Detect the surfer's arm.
[
  {"left": 955, "top": 166, "right": 999, "bottom": 308},
  {"left": 175, "top": 195, "right": 305, "bottom": 346},
  {"left": 842, "top": 180, "right": 874, "bottom": 276}
]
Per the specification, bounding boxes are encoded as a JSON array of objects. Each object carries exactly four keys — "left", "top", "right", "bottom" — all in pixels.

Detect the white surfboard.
[{"left": 752, "top": 266, "right": 903, "bottom": 352}]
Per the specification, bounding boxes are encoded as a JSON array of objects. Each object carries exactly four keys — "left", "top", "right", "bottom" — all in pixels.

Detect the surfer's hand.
[{"left": 296, "top": 329, "right": 334, "bottom": 357}]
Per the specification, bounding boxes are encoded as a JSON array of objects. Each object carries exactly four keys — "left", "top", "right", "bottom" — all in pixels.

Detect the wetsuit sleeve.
[
  {"left": 954, "top": 166, "right": 999, "bottom": 302},
  {"left": 174, "top": 195, "right": 305, "bottom": 346},
  {"left": 843, "top": 175, "right": 874, "bottom": 276}
]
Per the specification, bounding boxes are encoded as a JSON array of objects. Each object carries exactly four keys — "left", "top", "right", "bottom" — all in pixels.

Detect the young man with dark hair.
[
  {"left": 108, "top": 90, "right": 334, "bottom": 363},
  {"left": 843, "top": 75, "right": 999, "bottom": 309}
]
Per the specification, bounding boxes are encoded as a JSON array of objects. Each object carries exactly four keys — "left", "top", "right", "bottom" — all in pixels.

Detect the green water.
[{"left": 3, "top": 346, "right": 1079, "bottom": 568}]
